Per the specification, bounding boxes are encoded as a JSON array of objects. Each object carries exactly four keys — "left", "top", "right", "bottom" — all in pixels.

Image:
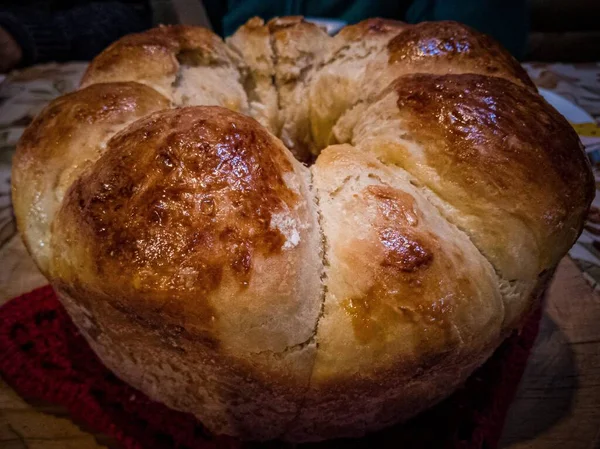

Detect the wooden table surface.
[{"left": 1, "top": 237, "right": 599, "bottom": 449}]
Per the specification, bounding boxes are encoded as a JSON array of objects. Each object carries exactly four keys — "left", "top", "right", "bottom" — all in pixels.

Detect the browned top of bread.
[
  {"left": 12, "top": 82, "right": 170, "bottom": 274},
  {"left": 81, "top": 25, "right": 247, "bottom": 112},
  {"left": 81, "top": 25, "right": 229, "bottom": 85},
  {"left": 56, "top": 107, "right": 296, "bottom": 291},
  {"left": 392, "top": 73, "right": 593, "bottom": 237},
  {"left": 50, "top": 106, "right": 323, "bottom": 355},
  {"left": 387, "top": 21, "right": 535, "bottom": 88}
]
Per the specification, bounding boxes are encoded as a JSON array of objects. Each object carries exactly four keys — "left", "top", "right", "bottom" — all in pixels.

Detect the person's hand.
[{"left": 0, "top": 26, "right": 22, "bottom": 73}]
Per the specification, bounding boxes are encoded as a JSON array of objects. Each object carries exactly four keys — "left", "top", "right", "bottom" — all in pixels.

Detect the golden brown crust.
[
  {"left": 344, "top": 72, "right": 594, "bottom": 281},
  {"left": 11, "top": 82, "right": 170, "bottom": 274},
  {"left": 387, "top": 21, "right": 535, "bottom": 88},
  {"left": 82, "top": 25, "right": 248, "bottom": 111},
  {"left": 83, "top": 43, "right": 177, "bottom": 95},
  {"left": 350, "top": 21, "right": 536, "bottom": 110},
  {"left": 11, "top": 18, "right": 594, "bottom": 442},
  {"left": 82, "top": 25, "right": 229, "bottom": 85},
  {"left": 342, "top": 184, "right": 439, "bottom": 344},
  {"left": 47, "top": 109, "right": 323, "bottom": 440},
  {"left": 386, "top": 74, "right": 593, "bottom": 278},
  {"left": 51, "top": 106, "right": 323, "bottom": 355},
  {"left": 59, "top": 107, "right": 294, "bottom": 293},
  {"left": 310, "top": 144, "right": 505, "bottom": 365}
]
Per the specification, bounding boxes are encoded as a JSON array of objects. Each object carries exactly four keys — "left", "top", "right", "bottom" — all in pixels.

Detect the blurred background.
[
  {"left": 527, "top": 0, "right": 600, "bottom": 61},
  {"left": 1, "top": 0, "right": 599, "bottom": 74}
]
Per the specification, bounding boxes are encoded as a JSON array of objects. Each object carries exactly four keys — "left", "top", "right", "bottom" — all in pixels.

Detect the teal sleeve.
[
  {"left": 221, "top": 0, "right": 405, "bottom": 38},
  {"left": 405, "top": 0, "right": 529, "bottom": 59}
]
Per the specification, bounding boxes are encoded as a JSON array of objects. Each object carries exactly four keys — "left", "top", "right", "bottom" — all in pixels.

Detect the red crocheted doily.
[{"left": 0, "top": 286, "right": 541, "bottom": 449}]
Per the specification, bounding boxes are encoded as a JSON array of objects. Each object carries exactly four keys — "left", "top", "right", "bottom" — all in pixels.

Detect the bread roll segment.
[
  {"left": 82, "top": 25, "right": 248, "bottom": 112},
  {"left": 361, "top": 20, "right": 536, "bottom": 102},
  {"left": 289, "top": 145, "right": 504, "bottom": 440},
  {"left": 51, "top": 106, "right": 322, "bottom": 355},
  {"left": 11, "top": 16, "right": 594, "bottom": 442},
  {"left": 226, "top": 17, "right": 280, "bottom": 134},
  {"left": 12, "top": 82, "right": 170, "bottom": 275},
  {"left": 49, "top": 106, "right": 323, "bottom": 439},
  {"left": 342, "top": 74, "right": 593, "bottom": 281}
]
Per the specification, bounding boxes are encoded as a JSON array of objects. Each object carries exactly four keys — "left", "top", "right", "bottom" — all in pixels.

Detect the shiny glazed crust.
[{"left": 11, "top": 18, "right": 594, "bottom": 442}]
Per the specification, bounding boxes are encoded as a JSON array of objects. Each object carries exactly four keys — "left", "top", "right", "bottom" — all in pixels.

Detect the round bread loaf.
[{"left": 11, "top": 17, "right": 594, "bottom": 442}]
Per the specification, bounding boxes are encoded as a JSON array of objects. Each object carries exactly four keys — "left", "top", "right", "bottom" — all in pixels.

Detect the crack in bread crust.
[{"left": 278, "top": 168, "right": 329, "bottom": 437}]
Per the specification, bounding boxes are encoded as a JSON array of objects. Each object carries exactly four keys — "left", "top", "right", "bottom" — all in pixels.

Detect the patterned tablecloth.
[
  {"left": 523, "top": 63, "right": 600, "bottom": 288},
  {"left": 1, "top": 62, "right": 600, "bottom": 299}
]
